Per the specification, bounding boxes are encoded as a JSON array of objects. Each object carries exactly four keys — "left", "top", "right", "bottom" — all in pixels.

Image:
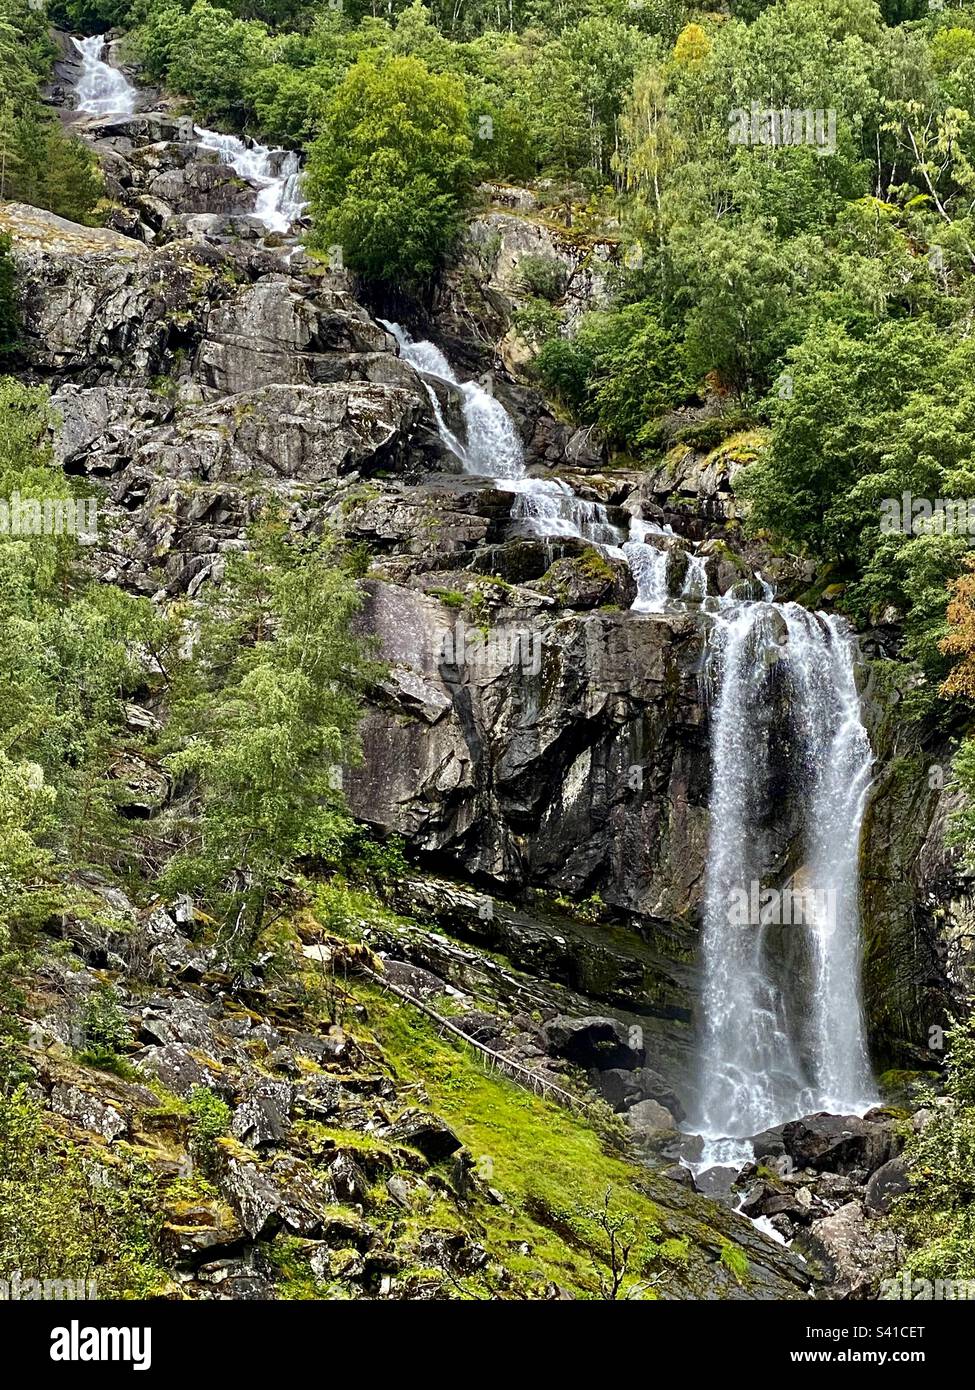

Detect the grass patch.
[{"left": 353, "top": 982, "right": 730, "bottom": 1298}]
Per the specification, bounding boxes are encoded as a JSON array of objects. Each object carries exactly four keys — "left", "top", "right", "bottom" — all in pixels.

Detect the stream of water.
[
  {"left": 71, "top": 36, "right": 305, "bottom": 233},
  {"left": 193, "top": 127, "right": 306, "bottom": 235},
  {"left": 71, "top": 34, "right": 137, "bottom": 117},
  {"left": 384, "top": 322, "right": 878, "bottom": 1168},
  {"left": 691, "top": 602, "right": 877, "bottom": 1166}
]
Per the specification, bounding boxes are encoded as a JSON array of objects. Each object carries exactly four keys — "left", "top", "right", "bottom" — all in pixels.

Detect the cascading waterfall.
[
  {"left": 680, "top": 554, "right": 710, "bottom": 604},
  {"left": 623, "top": 519, "right": 673, "bottom": 613},
  {"left": 508, "top": 478, "right": 621, "bottom": 545},
  {"left": 380, "top": 321, "right": 525, "bottom": 478},
  {"left": 692, "top": 599, "right": 876, "bottom": 1160},
  {"left": 194, "top": 127, "right": 305, "bottom": 233},
  {"left": 71, "top": 34, "right": 137, "bottom": 116},
  {"left": 382, "top": 322, "right": 622, "bottom": 542},
  {"left": 69, "top": 39, "right": 304, "bottom": 233},
  {"left": 380, "top": 323, "right": 877, "bottom": 1157}
]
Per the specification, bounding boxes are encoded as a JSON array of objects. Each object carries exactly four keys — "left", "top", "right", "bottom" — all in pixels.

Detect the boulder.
[
  {"left": 231, "top": 1080, "right": 293, "bottom": 1150},
  {"left": 528, "top": 550, "right": 636, "bottom": 610},
  {"left": 196, "top": 277, "right": 395, "bottom": 394},
  {"left": 384, "top": 1110, "right": 463, "bottom": 1163},
  {"left": 129, "top": 383, "right": 437, "bottom": 485},
  {"left": 217, "top": 1153, "right": 285, "bottom": 1239},
  {"left": 625, "top": 1098, "right": 675, "bottom": 1135},
  {"left": 779, "top": 1113, "right": 902, "bottom": 1177},
  {"left": 541, "top": 1015, "right": 644, "bottom": 1070},
  {"left": 49, "top": 1082, "right": 128, "bottom": 1142},
  {"left": 794, "top": 1202, "right": 900, "bottom": 1299},
  {"left": 693, "top": 1166, "right": 739, "bottom": 1202},
  {"left": 864, "top": 1156, "right": 911, "bottom": 1214},
  {"left": 739, "top": 1179, "right": 818, "bottom": 1224},
  {"left": 589, "top": 1065, "right": 684, "bottom": 1120}
]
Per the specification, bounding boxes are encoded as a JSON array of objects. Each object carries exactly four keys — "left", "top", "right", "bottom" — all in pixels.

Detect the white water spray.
[
  {"left": 692, "top": 600, "right": 876, "bottom": 1158},
  {"left": 623, "top": 519, "right": 674, "bottom": 612},
  {"left": 380, "top": 321, "right": 524, "bottom": 477},
  {"left": 194, "top": 127, "right": 305, "bottom": 234},
  {"left": 71, "top": 34, "right": 137, "bottom": 117}
]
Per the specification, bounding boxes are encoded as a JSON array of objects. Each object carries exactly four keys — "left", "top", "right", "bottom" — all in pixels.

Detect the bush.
[
  {"left": 673, "top": 414, "right": 749, "bottom": 451},
  {"left": 0, "top": 1083, "right": 162, "bottom": 1296},
  {"left": 535, "top": 301, "right": 688, "bottom": 447},
  {"left": 78, "top": 984, "right": 131, "bottom": 1058},
  {"left": 889, "top": 1017, "right": 975, "bottom": 1285},
  {"left": 186, "top": 1085, "right": 232, "bottom": 1171},
  {"left": 515, "top": 253, "right": 567, "bottom": 302},
  {"left": 511, "top": 297, "right": 561, "bottom": 349}
]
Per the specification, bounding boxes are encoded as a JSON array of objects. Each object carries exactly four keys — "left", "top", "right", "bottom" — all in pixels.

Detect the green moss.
[
  {"left": 352, "top": 981, "right": 755, "bottom": 1299},
  {"left": 578, "top": 547, "right": 616, "bottom": 583},
  {"left": 430, "top": 587, "right": 466, "bottom": 610},
  {"left": 719, "top": 1240, "right": 750, "bottom": 1284}
]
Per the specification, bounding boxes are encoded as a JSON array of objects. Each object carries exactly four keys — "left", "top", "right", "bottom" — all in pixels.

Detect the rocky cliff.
[{"left": 0, "top": 75, "right": 969, "bottom": 1300}]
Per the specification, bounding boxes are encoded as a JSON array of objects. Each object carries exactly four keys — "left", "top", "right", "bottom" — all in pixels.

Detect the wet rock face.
[
  {"left": 347, "top": 580, "right": 710, "bottom": 917},
  {"left": 858, "top": 671, "right": 975, "bottom": 1069}
]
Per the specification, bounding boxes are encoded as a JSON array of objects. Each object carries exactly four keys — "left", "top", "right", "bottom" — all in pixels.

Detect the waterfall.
[
  {"left": 508, "top": 479, "right": 622, "bottom": 545},
  {"left": 681, "top": 554, "right": 710, "bottom": 604},
  {"left": 380, "top": 320, "right": 524, "bottom": 478},
  {"left": 194, "top": 127, "right": 306, "bottom": 233},
  {"left": 71, "top": 35, "right": 137, "bottom": 117},
  {"left": 380, "top": 321, "right": 636, "bottom": 552},
  {"left": 376, "top": 325, "right": 876, "bottom": 1150},
  {"left": 623, "top": 519, "right": 673, "bottom": 612},
  {"left": 693, "top": 599, "right": 876, "bottom": 1159}
]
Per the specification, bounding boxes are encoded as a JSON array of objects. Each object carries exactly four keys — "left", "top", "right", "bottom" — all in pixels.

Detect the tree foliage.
[
  {"left": 161, "top": 522, "right": 380, "bottom": 960},
  {"left": 305, "top": 54, "right": 474, "bottom": 287}
]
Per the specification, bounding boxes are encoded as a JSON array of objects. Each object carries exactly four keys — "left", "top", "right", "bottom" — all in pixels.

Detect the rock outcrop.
[{"left": 4, "top": 92, "right": 969, "bottom": 1302}]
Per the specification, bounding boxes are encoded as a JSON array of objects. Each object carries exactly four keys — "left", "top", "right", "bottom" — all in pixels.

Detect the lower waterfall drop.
[{"left": 692, "top": 599, "right": 877, "bottom": 1161}]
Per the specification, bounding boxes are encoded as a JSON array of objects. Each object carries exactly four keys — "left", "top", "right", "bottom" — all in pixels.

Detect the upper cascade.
[
  {"left": 69, "top": 37, "right": 306, "bottom": 234},
  {"left": 71, "top": 34, "right": 137, "bottom": 117}
]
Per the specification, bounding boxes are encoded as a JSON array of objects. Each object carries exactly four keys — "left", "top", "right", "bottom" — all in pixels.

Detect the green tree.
[
  {"left": 162, "top": 522, "right": 380, "bottom": 960},
  {"left": 305, "top": 54, "right": 474, "bottom": 289}
]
